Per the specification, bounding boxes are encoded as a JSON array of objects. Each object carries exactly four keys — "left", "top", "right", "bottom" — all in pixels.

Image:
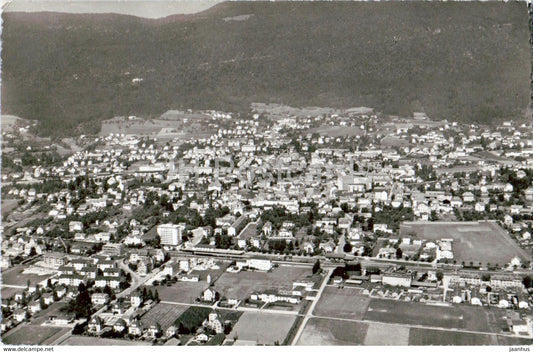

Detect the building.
[
  {"left": 91, "top": 293, "right": 109, "bottom": 306},
  {"left": 42, "top": 252, "right": 68, "bottom": 268},
  {"left": 228, "top": 215, "right": 249, "bottom": 237},
  {"left": 203, "top": 288, "right": 217, "bottom": 302},
  {"left": 101, "top": 243, "right": 124, "bottom": 257},
  {"left": 490, "top": 275, "right": 523, "bottom": 289},
  {"left": 203, "top": 311, "right": 224, "bottom": 334},
  {"left": 157, "top": 223, "right": 185, "bottom": 246},
  {"left": 236, "top": 258, "right": 272, "bottom": 271},
  {"left": 382, "top": 273, "right": 412, "bottom": 287},
  {"left": 88, "top": 316, "right": 104, "bottom": 334}
]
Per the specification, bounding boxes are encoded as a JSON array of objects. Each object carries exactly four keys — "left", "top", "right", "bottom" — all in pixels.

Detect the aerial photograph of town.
[{"left": 1, "top": 0, "right": 533, "bottom": 349}]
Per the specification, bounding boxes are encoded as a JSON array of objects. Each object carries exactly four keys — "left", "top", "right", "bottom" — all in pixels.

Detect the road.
[
  {"left": 116, "top": 260, "right": 160, "bottom": 299},
  {"left": 160, "top": 300, "right": 299, "bottom": 316},
  {"left": 290, "top": 268, "right": 333, "bottom": 345}
]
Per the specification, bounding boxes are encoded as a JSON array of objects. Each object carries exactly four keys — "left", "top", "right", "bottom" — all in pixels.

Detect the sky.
[{"left": 2, "top": 0, "right": 223, "bottom": 19}]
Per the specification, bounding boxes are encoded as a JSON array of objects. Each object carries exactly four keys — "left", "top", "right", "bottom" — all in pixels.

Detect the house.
[
  {"left": 91, "top": 293, "right": 109, "bottom": 306},
  {"left": 462, "top": 192, "right": 475, "bottom": 203},
  {"left": 42, "top": 293, "right": 54, "bottom": 305},
  {"left": 55, "top": 285, "right": 67, "bottom": 299},
  {"left": 511, "top": 318, "right": 531, "bottom": 335},
  {"left": 128, "top": 318, "right": 144, "bottom": 336},
  {"left": 88, "top": 316, "right": 104, "bottom": 334},
  {"left": 69, "top": 221, "right": 84, "bottom": 233},
  {"left": 165, "top": 325, "right": 178, "bottom": 338},
  {"left": 13, "top": 309, "right": 27, "bottom": 322},
  {"left": 131, "top": 293, "right": 143, "bottom": 307},
  {"left": 203, "top": 311, "right": 224, "bottom": 334},
  {"left": 58, "top": 274, "right": 86, "bottom": 287},
  {"left": 203, "top": 288, "right": 217, "bottom": 302},
  {"left": 113, "top": 319, "right": 127, "bottom": 333},
  {"left": 319, "top": 241, "right": 335, "bottom": 253},
  {"left": 147, "top": 323, "right": 161, "bottom": 338},
  {"left": 228, "top": 215, "right": 249, "bottom": 237},
  {"left": 28, "top": 300, "right": 41, "bottom": 314}
]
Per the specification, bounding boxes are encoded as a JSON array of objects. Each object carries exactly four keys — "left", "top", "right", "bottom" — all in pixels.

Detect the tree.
[
  {"left": 154, "top": 289, "right": 160, "bottom": 302},
  {"left": 436, "top": 271, "right": 444, "bottom": 282},
  {"left": 523, "top": 276, "right": 533, "bottom": 289},
  {"left": 312, "top": 260, "right": 321, "bottom": 274},
  {"left": 343, "top": 242, "right": 352, "bottom": 253},
  {"left": 396, "top": 247, "right": 403, "bottom": 259}
]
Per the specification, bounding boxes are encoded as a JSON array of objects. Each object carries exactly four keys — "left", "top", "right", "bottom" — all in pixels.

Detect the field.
[
  {"left": 61, "top": 336, "right": 151, "bottom": 346},
  {"left": 364, "top": 299, "right": 464, "bottom": 329},
  {"left": 458, "top": 305, "right": 509, "bottom": 333},
  {"left": 153, "top": 281, "right": 209, "bottom": 304},
  {"left": 138, "top": 303, "right": 188, "bottom": 331},
  {"left": 214, "top": 266, "right": 312, "bottom": 300},
  {"left": 2, "top": 325, "right": 69, "bottom": 345},
  {"left": 0, "top": 286, "right": 24, "bottom": 299},
  {"left": 297, "top": 317, "right": 369, "bottom": 345},
  {"left": 227, "top": 312, "right": 296, "bottom": 345},
  {"left": 408, "top": 328, "right": 499, "bottom": 345},
  {"left": 399, "top": 221, "right": 531, "bottom": 266},
  {"left": 314, "top": 286, "right": 371, "bottom": 320},
  {"left": 1, "top": 265, "right": 55, "bottom": 287},
  {"left": 306, "top": 126, "right": 363, "bottom": 137},
  {"left": 31, "top": 302, "right": 68, "bottom": 325},
  {"left": 364, "top": 322, "right": 410, "bottom": 345},
  {"left": 1, "top": 199, "right": 20, "bottom": 217}
]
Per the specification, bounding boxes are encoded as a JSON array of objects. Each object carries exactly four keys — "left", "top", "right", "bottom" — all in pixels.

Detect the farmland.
[
  {"left": 296, "top": 317, "right": 369, "bottom": 345},
  {"left": 214, "top": 266, "right": 312, "bottom": 300},
  {"left": 399, "top": 221, "right": 531, "bottom": 266},
  {"left": 363, "top": 299, "right": 464, "bottom": 329},
  {"left": 2, "top": 325, "right": 70, "bottom": 345},
  {"left": 227, "top": 311, "right": 296, "bottom": 345},
  {"left": 314, "top": 286, "right": 371, "bottom": 320},
  {"left": 306, "top": 126, "right": 364, "bottom": 137},
  {"left": 364, "top": 322, "right": 410, "bottom": 345},
  {"left": 61, "top": 336, "right": 151, "bottom": 346},
  {"left": 152, "top": 281, "right": 209, "bottom": 304},
  {"left": 408, "top": 328, "right": 499, "bottom": 345},
  {"left": 138, "top": 303, "right": 189, "bottom": 331}
]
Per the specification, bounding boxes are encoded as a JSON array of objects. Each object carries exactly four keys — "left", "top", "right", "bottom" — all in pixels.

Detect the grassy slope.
[{"left": 1, "top": 2, "right": 530, "bottom": 137}]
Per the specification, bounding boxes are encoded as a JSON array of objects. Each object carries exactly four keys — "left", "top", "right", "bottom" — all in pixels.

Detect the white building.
[{"left": 157, "top": 223, "right": 185, "bottom": 246}]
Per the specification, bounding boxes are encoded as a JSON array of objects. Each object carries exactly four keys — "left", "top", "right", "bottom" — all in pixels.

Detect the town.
[{"left": 1, "top": 103, "right": 533, "bottom": 346}]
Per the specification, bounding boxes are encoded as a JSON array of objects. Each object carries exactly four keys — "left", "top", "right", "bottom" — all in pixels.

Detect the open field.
[
  {"left": 306, "top": 126, "right": 363, "bottom": 137},
  {"left": 2, "top": 264, "right": 55, "bottom": 287},
  {"left": 214, "top": 266, "right": 312, "bottom": 300},
  {"left": 61, "top": 336, "right": 151, "bottom": 346},
  {"left": 409, "top": 328, "right": 499, "bottom": 345},
  {"left": 1, "top": 199, "right": 20, "bottom": 216},
  {"left": 458, "top": 305, "right": 509, "bottom": 333},
  {"left": 296, "top": 317, "right": 369, "bottom": 345},
  {"left": 227, "top": 311, "right": 296, "bottom": 345},
  {"left": 31, "top": 302, "right": 68, "bottom": 325},
  {"left": 139, "top": 303, "right": 188, "bottom": 331},
  {"left": 2, "top": 325, "right": 69, "bottom": 345},
  {"left": 99, "top": 116, "right": 215, "bottom": 141},
  {"left": 0, "top": 286, "right": 24, "bottom": 299},
  {"left": 314, "top": 286, "right": 371, "bottom": 320},
  {"left": 364, "top": 322, "right": 410, "bottom": 345},
  {"left": 364, "top": 299, "right": 464, "bottom": 329},
  {"left": 153, "top": 281, "right": 209, "bottom": 304},
  {"left": 399, "top": 221, "right": 531, "bottom": 266}
]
